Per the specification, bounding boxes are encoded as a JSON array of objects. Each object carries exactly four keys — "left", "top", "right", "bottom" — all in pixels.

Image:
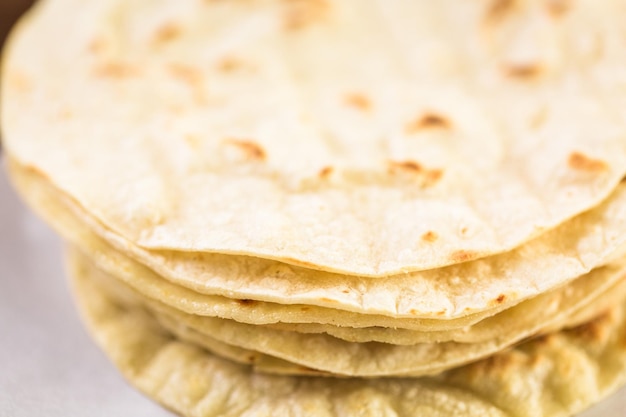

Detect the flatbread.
[
  {"left": 4, "top": 0, "right": 626, "bottom": 276},
  {"left": 70, "top": 248, "right": 626, "bottom": 377},
  {"left": 10, "top": 159, "right": 626, "bottom": 323},
  {"left": 70, "top": 245, "right": 626, "bottom": 417}
]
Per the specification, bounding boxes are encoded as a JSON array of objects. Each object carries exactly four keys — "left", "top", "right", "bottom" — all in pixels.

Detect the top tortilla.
[{"left": 3, "top": 0, "right": 626, "bottom": 275}]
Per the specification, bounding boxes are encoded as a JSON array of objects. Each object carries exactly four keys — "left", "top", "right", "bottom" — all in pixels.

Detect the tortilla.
[
  {"left": 70, "top": 248, "right": 626, "bottom": 377},
  {"left": 10, "top": 159, "right": 626, "bottom": 324},
  {"left": 70, "top": 244, "right": 626, "bottom": 417},
  {"left": 4, "top": 0, "right": 626, "bottom": 276}
]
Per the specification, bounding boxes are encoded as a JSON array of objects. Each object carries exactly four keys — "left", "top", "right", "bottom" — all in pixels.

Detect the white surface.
[
  {"left": 0, "top": 159, "right": 625, "bottom": 416},
  {"left": 0, "top": 161, "right": 173, "bottom": 417}
]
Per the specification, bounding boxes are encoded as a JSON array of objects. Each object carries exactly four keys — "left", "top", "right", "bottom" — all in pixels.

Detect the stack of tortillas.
[{"left": 4, "top": 0, "right": 626, "bottom": 415}]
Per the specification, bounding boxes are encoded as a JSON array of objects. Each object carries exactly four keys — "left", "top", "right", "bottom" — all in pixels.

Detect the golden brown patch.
[
  {"left": 247, "top": 355, "right": 258, "bottom": 363},
  {"left": 300, "top": 307, "right": 310, "bottom": 311},
  {"left": 237, "top": 299, "right": 256, "bottom": 306},
  {"left": 318, "top": 166, "right": 334, "bottom": 179},
  {"left": 484, "top": 0, "right": 517, "bottom": 24},
  {"left": 226, "top": 139, "right": 267, "bottom": 160},
  {"left": 409, "top": 309, "right": 418, "bottom": 315},
  {"left": 568, "top": 151, "right": 608, "bottom": 173},
  {"left": 388, "top": 160, "right": 444, "bottom": 187},
  {"left": 216, "top": 56, "right": 243, "bottom": 73},
  {"left": 450, "top": 250, "right": 478, "bottom": 263},
  {"left": 504, "top": 63, "right": 543, "bottom": 79},
  {"left": 168, "top": 64, "right": 203, "bottom": 86},
  {"left": 319, "top": 297, "right": 337, "bottom": 303},
  {"left": 545, "top": 0, "right": 571, "bottom": 17},
  {"left": 283, "top": 0, "right": 330, "bottom": 31},
  {"left": 421, "top": 231, "right": 438, "bottom": 243},
  {"left": 492, "top": 294, "right": 507, "bottom": 305},
  {"left": 424, "top": 169, "right": 444, "bottom": 187},
  {"left": 405, "top": 113, "right": 451, "bottom": 133},
  {"left": 344, "top": 93, "right": 371, "bottom": 112},
  {"left": 341, "top": 289, "right": 350, "bottom": 294},
  {"left": 388, "top": 160, "right": 422, "bottom": 173},
  {"left": 152, "top": 22, "right": 182, "bottom": 45},
  {"left": 87, "top": 37, "right": 108, "bottom": 54},
  {"left": 8, "top": 71, "right": 32, "bottom": 93},
  {"left": 93, "top": 62, "right": 139, "bottom": 79}
]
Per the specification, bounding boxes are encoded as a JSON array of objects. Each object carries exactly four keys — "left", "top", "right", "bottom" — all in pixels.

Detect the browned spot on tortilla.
[
  {"left": 152, "top": 22, "right": 182, "bottom": 45},
  {"left": 437, "top": 310, "right": 446, "bottom": 316},
  {"left": 87, "top": 37, "right": 108, "bottom": 54},
  {"left": 491, "top": 294, "right": 506, "bottom": 305},
  {"left": 94, "top": 62, "right": 139, "bottom": 79},
  {"left": 421, "top": 231, "right": 438, "bottom": 243},
  {"left": 300, "top": 307, "right": 310, "bottom": 311},
  {"left": 484, "top": 0, "right": 517, "bottom": 24},
  {"left": 341, "top": 289, "right": 350, "bottom": 294},
  {"left": 409, "top": 309, "right": 418, "bottom": 315},
  {"left": 450, "top": 250, "right": 478, "bottom": 263},
  {"left": 237, "top": 299, "right": 256, "bottom": 306},
  {"left": 545, "top": 0, "right": 571, "bottom": 17},
  {"left": 424, "top": 169, "right": 444, "bottom": 186},
  {"left": 216, "top": 56, "right": 243, "bottom": 73},
  {"left": 318, "top": 166, "right": 334, "bottom": 179},
  {"left": 8, "top": 71, "right": 32, "bottom": 93},
  {"left": 283, "top": 0, "right": 330, "bottom": 31},
  {"left": 168, "top": 64, "right": 203, "bottom": 86},
  {"left": 388, "top": 161, "right": 444, "bottom": 187},
  {"left": 389, "top": 160, "right": 423, "bottom": 173},
  {"left": 405, "top": 113, "right": 451, "bottom": 133},
  {"left": 226, "top": 139, "right": 267, "bottom": 160},
  {"left": 504, "top": 63, "right": 543, "bottom": 79},
  {"left": 344, "top": 93, "right": 371, "bottom": 112},
  {"left": 247, "top": 355, "right": 257, "bottom": 363},
  {"left": 568, "top": 151, "right": 607, "bottom": 173},
  {"left": 319, "top": 297, "right": 336, "bottom": 303}
]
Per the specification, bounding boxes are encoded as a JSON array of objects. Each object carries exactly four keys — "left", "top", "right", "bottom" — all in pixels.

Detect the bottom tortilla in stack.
[{"left": 69, "top": 247, "right": 626, "bottom": 417}]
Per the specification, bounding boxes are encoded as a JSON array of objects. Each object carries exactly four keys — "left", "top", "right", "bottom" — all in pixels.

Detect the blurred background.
[
  {"left": 1, "top": 0, "right": 34, "bottom": 150},
  {"left": 0, "top": 0, "right": 33, "bottom": 50}
]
